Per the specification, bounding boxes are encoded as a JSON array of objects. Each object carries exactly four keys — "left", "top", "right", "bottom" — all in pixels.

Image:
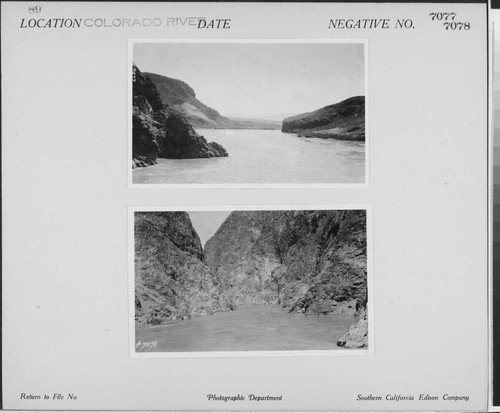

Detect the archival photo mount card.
[{"left": 1, "top": 1, "right": 489, "bottom": 411}]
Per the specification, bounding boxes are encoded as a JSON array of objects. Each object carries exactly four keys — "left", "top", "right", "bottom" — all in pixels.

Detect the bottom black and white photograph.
[{"left": 129, "top": 206, "right": 372, "bottom": 356}]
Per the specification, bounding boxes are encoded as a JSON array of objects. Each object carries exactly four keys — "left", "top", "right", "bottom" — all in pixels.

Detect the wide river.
[
  {"left": 135, "top": 305, "right": 357, "bottom": 352},
  {"left": 133, "top": 129, "right": 365, "bottom": 184}
]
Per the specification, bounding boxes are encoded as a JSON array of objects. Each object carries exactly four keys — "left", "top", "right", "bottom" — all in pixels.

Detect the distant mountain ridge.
[
  {"left": 144, "top": 72, "right": 281, "bottom": 130},
  {"left": 282, "top": 96, "right": 365, "bottom": 141}
]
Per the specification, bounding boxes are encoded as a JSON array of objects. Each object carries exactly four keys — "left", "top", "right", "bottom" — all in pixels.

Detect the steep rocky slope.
[
  {"left": 205, "top": 210, "right": 367, "bottom": 317},
  {"left": 337, "top": 309, "right": 368, "bottom": 348},
  {"left": 132, "top": 65, "right": 228, "bottom": 168},
  {"left": 282, "top": 96, "right": 365, "bottom": 141},
  {"left": 135, "top": 212, "right": 230, "bottom": 325},
  {"left": 145, "top": 72, "right": 280, "bottom": 130}
]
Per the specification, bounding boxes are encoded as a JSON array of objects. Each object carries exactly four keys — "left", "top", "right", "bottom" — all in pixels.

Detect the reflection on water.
[
  {"left": 133, "top": 129, "right": 365, "bottom": 184},
  {"left": 135, "top": 305, "right": 358, "bottom": 352}
]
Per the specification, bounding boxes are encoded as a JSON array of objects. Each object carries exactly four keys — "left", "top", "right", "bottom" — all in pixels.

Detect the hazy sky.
[
  {"left": 134, "top": 43, "right": 364, "bottom": 119},
  {"left": 188, "top": 211, "right": 232, "bottom": 247}
]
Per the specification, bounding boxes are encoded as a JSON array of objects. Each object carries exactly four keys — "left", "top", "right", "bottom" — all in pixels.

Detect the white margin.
[
  {"left": 128, "top": 204, "right": 374, "bottom": 359},
  {"left": 127, "top": 38, "right": 369, "bottom": 189}
]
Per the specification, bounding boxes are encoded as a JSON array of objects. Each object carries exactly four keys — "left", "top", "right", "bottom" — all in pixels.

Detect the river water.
[
  {"left": 135, "top": 305, "right": 357, "bottom": 352},
  {"left": 132, "top": 129, "right": 365, "bottom": 184}
]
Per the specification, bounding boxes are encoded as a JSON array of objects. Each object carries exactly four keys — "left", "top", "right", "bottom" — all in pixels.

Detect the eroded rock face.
[
  {"left": 282, "top": 96, "right": 365, "bottom": 141},
  {"left": 205, "top": 212, "right": 282, "bottom": 305},
  {"left": 132, "top": 70, "right": 164, "bottom": 168},
  {"left": 132, "top": 65, "right": 228, "bottom": 168},
  {"left": 204, "top": 210, "right": 367, "bottom": 316},
  {"left": 337, "top": 309, "right": 368, "bottom": 348},
  {"left": 135, "top": 212, "right": 230, "bottom": 326},
  {"left": 154, "top": 106, "right": 228, "bottom": 159}
]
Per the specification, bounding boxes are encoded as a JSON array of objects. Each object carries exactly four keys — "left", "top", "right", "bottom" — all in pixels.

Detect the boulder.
[{"left": 337, "top": 310, "right": 368, "bottom": 348}]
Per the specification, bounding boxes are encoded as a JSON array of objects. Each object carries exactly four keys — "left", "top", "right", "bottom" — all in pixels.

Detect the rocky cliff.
[
  {"left": 337, "top": 309, "right": 368, "bottom": 348},
  {"left": 145, "top": 72, "right": 281, "bottom": 130},
  {"left": 204, "top": 210, "right": 367, "bottom": 318},
  {"left": 132, "top": 65, "right": 228, "bottom": 168},
  {"left": 281, "top": 96, "right": 365, "bottom": 141},
  {"left": 135, "top": 211, "right": 230, "bottom": 325}
]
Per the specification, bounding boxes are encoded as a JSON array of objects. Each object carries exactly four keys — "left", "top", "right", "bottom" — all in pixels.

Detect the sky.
[
  {"left": 133, "top": 42, "right": 365, "bottom": 119},
  {"left": 188, "top": 211, "right": 232, "bottom": 247}
]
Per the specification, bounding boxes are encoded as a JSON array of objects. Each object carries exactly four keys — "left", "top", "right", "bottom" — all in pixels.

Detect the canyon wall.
[
  {"left": 135, "top": 212, "right": 230, "bottom": 325},
  {"left": 205, "top": 210, "right": 367, "bottom": 317}
]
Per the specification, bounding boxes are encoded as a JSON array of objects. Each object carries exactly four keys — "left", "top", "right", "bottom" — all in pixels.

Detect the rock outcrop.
[
  {"left": 145, "top": 72, "right": 281, "bottom": 130},
  {"left": 135, "top": 211, "right": 230, "bottom": 326},
  {"left": 281, "top": 96, "right": 365, "bottom": 141},
  {"left": 205, "top": 212, "right": 280, "bottom": 305},
  {"left": 204, "top": 210, "right": 367, "bottom": 318},
  {"left": 337, "top": 309, "right": 368, "bottom": 348},
  {"left": 132, "top": 64, "right": 228, "bottom": 168}
]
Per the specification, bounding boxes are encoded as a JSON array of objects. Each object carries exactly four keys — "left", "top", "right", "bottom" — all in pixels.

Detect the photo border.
[
  {"left": 128, "top": 204, "right": 374, "bottom": 358},
  {"left": 489, "top": 9, "right": 496, "bottom": 411},
  {"left": 128, "top": 38, "right": 369, "bottom": 189}
]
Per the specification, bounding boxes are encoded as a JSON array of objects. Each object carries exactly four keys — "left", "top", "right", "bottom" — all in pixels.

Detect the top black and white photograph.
[{"left": 130, "top": 40, "right": 367, "bottom": 186}]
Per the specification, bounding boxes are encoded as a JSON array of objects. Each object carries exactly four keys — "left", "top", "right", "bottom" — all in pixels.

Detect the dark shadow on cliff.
[{"left": 132, "top": 64, "right": 228, "bottom": 168}]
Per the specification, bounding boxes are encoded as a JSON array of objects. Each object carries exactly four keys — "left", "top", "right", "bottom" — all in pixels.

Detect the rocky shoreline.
[
  {"left": 337, "top": 309, "right": 368, "bottom": 348},
  {"left": 282, "top": 96, "right": 365, "bottom": 142},
  {"left": 132, "top": 64, "right": 228, "bottom": 168}
]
